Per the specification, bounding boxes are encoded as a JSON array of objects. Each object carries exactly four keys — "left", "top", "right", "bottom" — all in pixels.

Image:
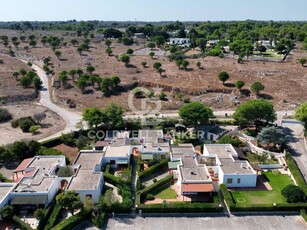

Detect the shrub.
[
  {"left": 218, "top": 135, "right": 241, "bottom": 147},
  {"left": 52, "top": 212, "right": 87, "bottom": 230},
  {"left": 286, "top": 154, "right": 307, "bottom": 194},
  {"left": 0, "top": 108, "right": 12, "bottom": 123},
  {"left": 281, "top": 185, "right": 305, "bottom": 203},
  {"left": 139, "top": 174, "right": 173, "bottom": 203},
  {"left": 183, "top": 98, "right": 190, "bottom": 103},
  {"left": 138, "top": 158, "right": 169, "bottom": 180},
  {"left": 219, "top": 184, "right": 234, "bottom": 205},
  {"left": 43, "top": 203, "right": 62, "bottom": 230},
  {"left": 57, "top": 166, "right": 74, "bottom": 177},
  {"left": 137, "top": 202, "right": 223, "bottom": 213},
  {"left": 153, "top": 178, "right": 158, "bottom": 183},
  {"left": 17, "top": 117, "right": 35, "bottom": 132},
  {"left": 29, "top": 125, "right": 40, "bottom": 134},
  {"left": 60, "top": 133, "right": 75, "bottom": 146},
  {"left": 146, "top": 194, "right": 155, "bottom": 200},
  {"left": 300, "top": 209, "right": 307, "bottom": 222}
]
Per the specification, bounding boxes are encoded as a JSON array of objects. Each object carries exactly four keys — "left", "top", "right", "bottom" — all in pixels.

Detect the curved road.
[{"left": 28, "top": 62, "right": 83, "bottom": 142}]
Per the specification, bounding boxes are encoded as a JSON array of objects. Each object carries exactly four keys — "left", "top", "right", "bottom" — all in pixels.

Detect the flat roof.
[
  {"left": 180, "top": 165, "right": 210, "bottom": 182},
  {"left": 142, "top": 142, "right": 169, "bottom": 153},
  {"left": 14, "top": 155, "right": 65, "bottom": 193},
  {"left": 74, "top": 151, "right": 104, "bottom": 170},
  {"left": 204, "top": 144, "right": 237, "bottom": 159},
  {"left": 219, "top": 158, "right": 255, "bottom": 174},
  {"left": 68, "top": 170, "right": 102, "bottom": 191},
  {"left": 15, "top": 177, "right": 56, "bottom": 192},
  {"left": 0, "top": 184, "right": 15, "bottom": 203},
  {"left": 104, "top": 146, "right": 131, "bottom": 158},
  {"left": 139, "top": 129, "right": 163, "bottom": 143}
]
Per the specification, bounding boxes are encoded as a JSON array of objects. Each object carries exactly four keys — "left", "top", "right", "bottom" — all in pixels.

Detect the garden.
[{"left": 230, "top": 171, "right": 293, "bottom": 205}]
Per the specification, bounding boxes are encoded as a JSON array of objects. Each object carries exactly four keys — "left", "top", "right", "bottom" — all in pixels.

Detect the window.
[
  {"left": 110, "top": 160, "right": 115, "bottom": 165},
  {"left": 237, "top": 178, "right": 241, "bottom": 184},
  {"left": 227, "top": 178, "right": 233, "bottom": 184}
]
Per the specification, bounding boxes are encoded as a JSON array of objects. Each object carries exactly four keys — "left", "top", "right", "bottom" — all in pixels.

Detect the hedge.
[
  {"left": 137, "top": 202, "right": 223, "bottom": 213},
  {"left": 219, "top": 184, "right": 234, "bottom": 205},
  {"left": 286, "top": 156, "right": 307, "bottom": 194},
  {"left": 138, "top": 158, "right": 169, "bottom": 180},
  {"left": 52, "top": 212, "right": 87, "bottom": 230},
  {"left": 12, "top": 215, "right": 32, "bottom": 230},
  {"left": 230, "top": 203, "right": 307, "bottom": 212},
  {"left": 39, "top": 136, "right": 62, "bottom": 147},
  {"left": 138, "top": 174, "right": 173, "bottom": 202},
  {"left": 300, "top": 209, "right": 307, "bottom": 222},
  {"left": 43, "top": 203, "right": 62, "bottom": 230},
  {"left": 103, "top": 164, "right": 120, "bottom": 186},
  {"left": 36, "top": 205, "right": 52, "bottom": 230}
]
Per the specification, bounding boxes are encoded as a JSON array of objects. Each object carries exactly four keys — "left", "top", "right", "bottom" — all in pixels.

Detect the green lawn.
[
  {"left": 155, "top": 187, "right": 177, "bottom": 199},
  {"left": 253, "top": 50, "right": 283, "bottom": 58},
  {"left": 230, "top": 171, "right": 293, "bottom": 204}
]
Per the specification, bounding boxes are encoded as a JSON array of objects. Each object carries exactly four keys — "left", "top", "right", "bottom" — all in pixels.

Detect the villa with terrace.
[
  {"left": 11, "top": 155, "right": 66, "bottom": 208},
  {"left": 67, "top": 150, "right": 104, "bottom": 203},
  {"left": 169, "top": 144, "right": 257, "bottom": 197}
]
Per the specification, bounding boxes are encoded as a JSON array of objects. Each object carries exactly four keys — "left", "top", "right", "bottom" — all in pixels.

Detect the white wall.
[
  {"left": 223, "top": 173, "right": 257, "bottom": 187},
  {"left": 75, "top": 175, "right": 103, "bottom": 203}
]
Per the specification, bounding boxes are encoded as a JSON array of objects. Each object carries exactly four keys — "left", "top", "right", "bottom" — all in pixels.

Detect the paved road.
[
  {"left": 105, "top": 214, "right": 306, "bottom": 230},
  {"left": 124, "top": 110, "right": 294, "bottom": 121},
  {"left": 29, "top": 62, "right": 84, "bottom": 141},
  {"left": 282, "top": 120, "right": 307, "bottom": 182}
]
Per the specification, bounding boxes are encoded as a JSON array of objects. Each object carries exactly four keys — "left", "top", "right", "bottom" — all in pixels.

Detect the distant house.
[
  {"left": 255, "top": 40, "right": 275, "bottom": 49},
  {"left": 206, "top": 40, "right": 220, "bottom": 47},
  {"left": 169, "top": 38, "right": 191, "bottom": 47},
  {"left": 95, "top": 34, "right": 104, "bottom": 39},
  {"left": 133, "top": 33, "right": 146, "bottom": 39}
]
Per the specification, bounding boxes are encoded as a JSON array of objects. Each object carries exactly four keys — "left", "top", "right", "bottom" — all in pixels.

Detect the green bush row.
[
  {"left": 219, "top": 184, "right": 234, "bottom": 205},
  {"left": 137, "top": 202, "right": 223, "bottom": 213},
  {"left": 43, "top": 203, "right": 62, "bottom": 230},
  {"left": 12, "top": 215, "right": 32, "bottom": 230},
  {"left": 300, "top": 209, "right": 307, "bottom": 222},
  {"left": 138, "top": 158, "right": 169, "bottom": 180},
  {"left": 103, "top": 164, "right": 120, "bottom": 186},
  {"left": 40, "top": 136, "right": 63, "bottom": 148},
  {"left": 138, "top": 174, "right": 173, "bottom": 202},
  {"left": 229, "top": 202, "right": 307, "bottom": 212},
  {"left": 286, "top": 156, "right": 307, "bottom": 194},
  {"left": 52, "top": 212, "right": 87, "bottom": 230}
]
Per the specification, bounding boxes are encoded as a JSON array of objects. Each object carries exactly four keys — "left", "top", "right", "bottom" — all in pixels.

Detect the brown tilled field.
[{"left": 0, "top": 29, "right": 307, "bottom": 111}]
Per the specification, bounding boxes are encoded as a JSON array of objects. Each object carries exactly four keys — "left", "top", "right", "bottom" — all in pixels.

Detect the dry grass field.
[{"left": 0, "top": 29, "right": 307, "bottom": 112}]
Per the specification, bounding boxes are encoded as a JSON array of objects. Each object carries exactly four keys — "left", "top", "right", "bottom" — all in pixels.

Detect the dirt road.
[{"left": 29, "top": 63, "right": 84, "bottom": 141}]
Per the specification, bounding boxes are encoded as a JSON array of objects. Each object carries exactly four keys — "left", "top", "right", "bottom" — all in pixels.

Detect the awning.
[
  {"left": 117, "top": 159, "right": 129, "bottom": 164},
  {"left": 168, "top": 161, "right": 180, "bottom": 169},
  {"left": 182, "top": 183, "right": 214, "bottom": 193},
  {"left": 141, "top": 154, "right": 153, "bottom": 160},
  {"left": 11, "top": 195, "right": 48, "bottom": 205},
  {"left": 258, "top": 164, "right": 282, "bottom": 169}
]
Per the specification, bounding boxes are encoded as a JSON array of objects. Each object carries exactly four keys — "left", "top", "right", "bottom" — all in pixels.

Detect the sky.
[{"left": 0, "top": 0, "right": 306, "bottom": 21}]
